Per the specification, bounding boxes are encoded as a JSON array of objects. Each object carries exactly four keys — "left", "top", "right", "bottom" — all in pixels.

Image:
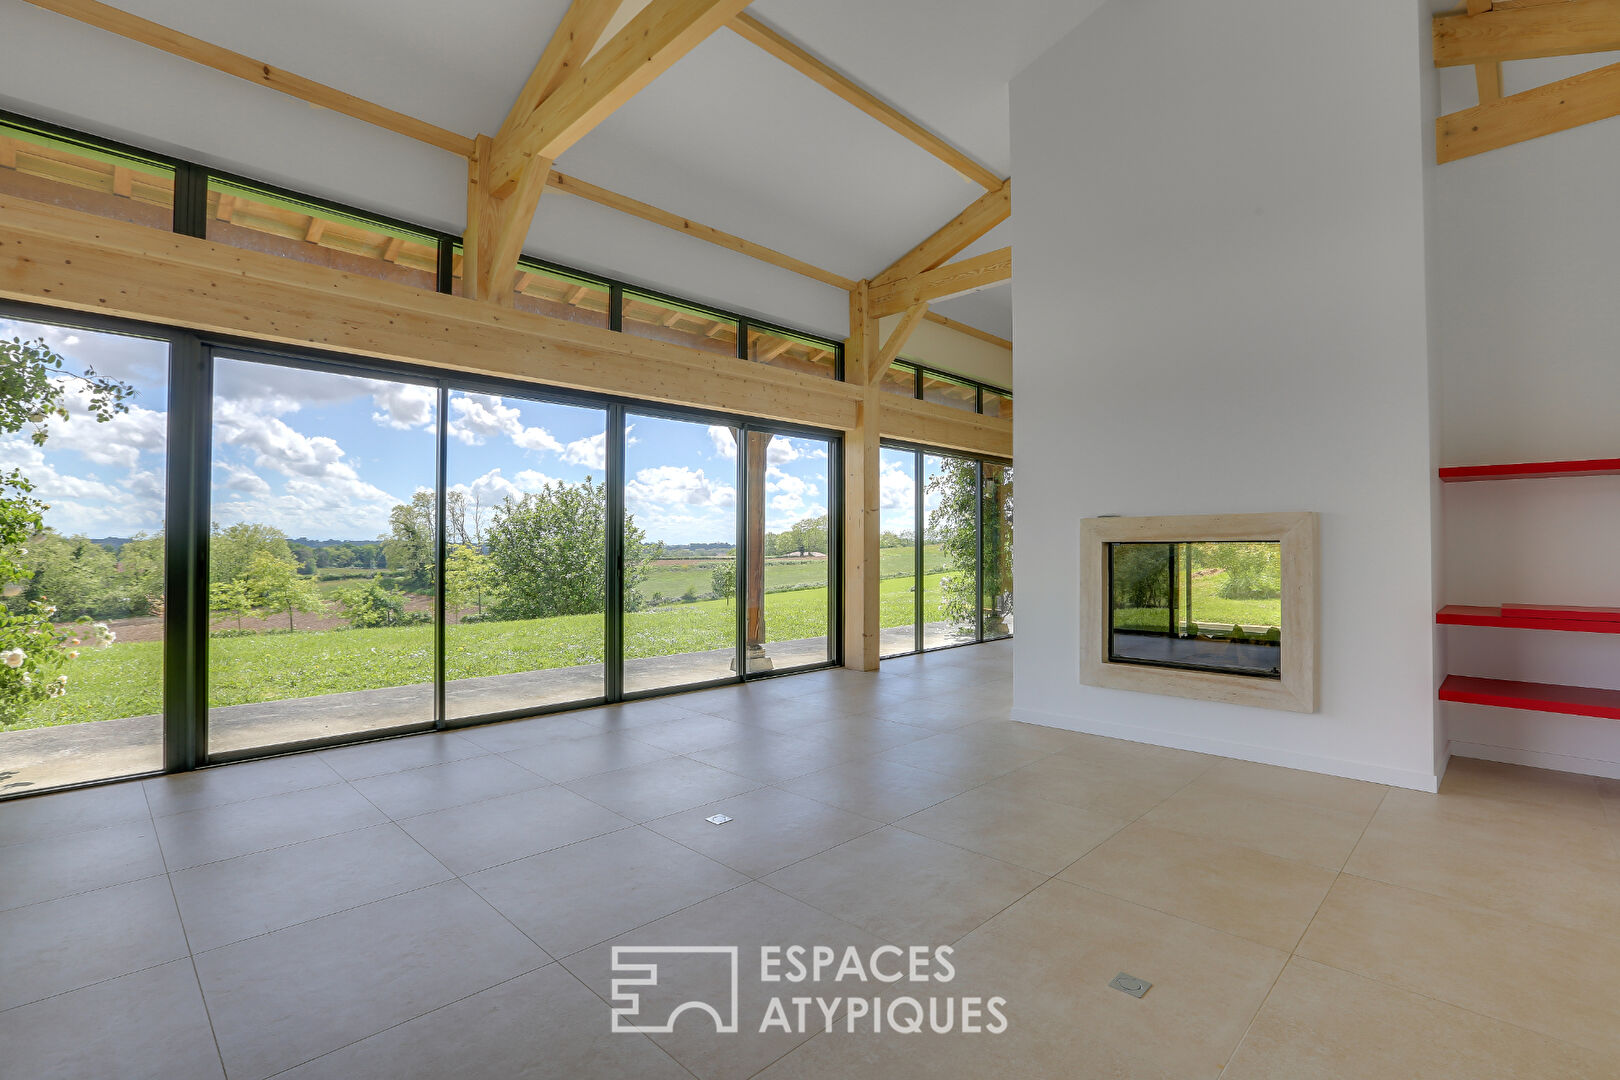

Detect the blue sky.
[{"left": 3, "top": 315, "right": 832, "bottom": 545}]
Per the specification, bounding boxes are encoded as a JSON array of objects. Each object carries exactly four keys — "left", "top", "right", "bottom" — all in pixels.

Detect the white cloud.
[
  {"left": 880, "top": 459, "right": 915, "bottom": 511},
  {"left": 0, "top": 438, "right": 162, "bottom": 535},
  {"left": 766, "top": 437, "right": 800, "bottom": 465},
  {"left": 40, "top": 379, "right": 167, "bottom": 471},
  {"left": 626, "top": 465, "right": 735, "bottom": 510},
  {"left": 217, "top": 463, "right": 271, "bottom": 496},
  {"left": 513, "top": 469, "right": 564, "bottom": 491},
  {"left": 447, "top": 394, "right": 563, "bottom": 453},
  {"left": 371, "top": 383, "right": 436, "bottom": 430},
  {"left": 561, "top": 430, "right": 608, "bottom": 470},
  {"left": 708, "top": 426, "right": 737, "bottom": 460}
]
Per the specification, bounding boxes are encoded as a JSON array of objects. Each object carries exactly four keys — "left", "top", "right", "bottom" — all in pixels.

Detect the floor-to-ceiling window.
[
  {"left": 206, "top": 356, "right": 440, "bottom": 758},
  {"left": 443, "top": 391, "right": 609, "bottom": 721},
  {"left": 880, "top": 444, "right": 1014, "bottom": 658},
  {"left": 0, "top": 318, "right": 169, "bottom": 794},
  {"left": 749, "top": 431, "right": 835, "bottom": 672}
]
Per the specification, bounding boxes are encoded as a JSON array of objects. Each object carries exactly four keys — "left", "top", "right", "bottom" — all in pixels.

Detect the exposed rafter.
[
  {"left": 923, "top": 311, "right": 1010, "bottom": 352},
  {"left": 489, "top": 0, "right": 754, "bottom": 196},
  {"left": 1438, "top": 59, "right": 1620, "bottom": 161},
  {"left": 500, "top": 0, "right": 626, "bottom": 138},
  {"left": 1434, "top": 0, "right": 1620, "bottom": 66},
  {"left": 871, "top": 302, "right": 929, "bottom": 385},
  {"left": 20, "top": 0, "right": 476, "bottom": 156},
  {"left": 727, "top": 12, "right": 1002, "bottom": 190},
  {"left": 872, "top": 180, "right": 1011, "bottom": 288},
  {"left": 868, "top": 247, "right": 1010, "bottom": 319}
]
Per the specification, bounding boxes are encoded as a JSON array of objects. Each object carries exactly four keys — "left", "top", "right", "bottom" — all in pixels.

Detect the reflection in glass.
[
  {"left": 622, "top": 415, "right": 738, "bottom": 693},
  {"left": 878, "top": 361, "right": 918, "bottom": 399},
  {"left": 444, "top": 392, "right": 608, "bottom": 719},
  {"left": 982, "top": 464, "right": 1013, "bottom": 640},
  {"left": 746, "top": 433, "right": 833, "bottom": 672},
  {"left": 0, "top": 319, "right": 168, "bottom": 793},
  {"left": 0, "top": 119, "right": 174, "bottom": 230},
  {"left": 879, "top": 448, "right": 919, "bottom": 657},
  {"left": 207, "top": 359, "right": 437, "bottom": 755},
  {"left": 921, "top": 371, "right": 978, "bottom": 414},
  {"left": 922, "top": 454, "right": 978, "bottom": 649},
  {"left": 746, "top": 328, "right": 836, "bottom": 380},
  {"left": 622, "top": 292, "right": 738, "bottom": 356},
  {"left": 982, "top": 390, "right": 1013, "bottom": 420},
  {"left": 1108, "top": 541, "right": 1282, "bottom": 677},
  {"left": 511, "top": 264, "right": 610, "bottom": 327}
]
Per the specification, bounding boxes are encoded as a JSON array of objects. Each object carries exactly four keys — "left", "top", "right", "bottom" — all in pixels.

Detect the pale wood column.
[{"left": 843, "top": 281, "right": 883, "bottom": 670}]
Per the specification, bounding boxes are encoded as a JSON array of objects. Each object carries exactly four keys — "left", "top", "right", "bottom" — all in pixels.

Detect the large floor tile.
[
  {"left": 562, "top": 756, "right": 760, "bottom": 822},
  {"left": 170, "top": 823, "right": 454, "bottom": 951},
  {"left": 1298, "top": 873, "right": 1620, "bottom": 1058},
  {"left": 350, "top": 754, "right": 550, "bottom": 819},
  {"left": 1139, "top": 784, "right": 1370, "bottom": 869},
  {"left": 794, "top": 714, "right": 935, "bottom": 751},
  {"left": 499, "top": 729, "right": 674, "bottom": 783},
  {"left": 1191, "top": 758, "right": 1387, "bottom": 816},
  {"left": 143, "top": 754, "right": 342, "bottom": 817},
  {"left": 624, "top": 713, "right": 763, "bottom": 754},
  {"left": 1061, "top": 821, "right": 1336, "bottom": 951},
  {"left": 453, "top": 713, "right": 603, "bottom": 754},
  {"left": 1224, "top": 957, "right": 1614, "bottom": 1080},
  {"left": 397, "top": 783, "right": 632, "bottom": 875},
  {"left": 982, "top": 752, "right": 1182, "bottom": 820},
  {"left": 195, "top": 880, "right": 549, "bottom": 1080},
  {"left": 0, "top": 875, "right": 189, "bottom": 1010},
  {"left": 154, "top": 782, "right": 388, "bottom": 870},
  {"left": 0, "top": 816, "right": 166, "bottom": 910},
  {"left": 465, "top": 827, "right": 749, "bottom": 957},
  {"left": 644, "top": 785, "right": 883, "bottom": 878},
  {"left": 874, "top": 732, "right": 1050, "bottom": 784},
  {"left": 0, "top": 959, "right": 224, "bottom": 1080},
  {"left": 778, "top": 757, "right": 976, "bottom": 822},
  {"left": 686, "top": 729, "right": 862, "bottom": 784},
  {"left": 562, "top": 882, "right": 885, "bottom": 1080},
  {"left": 1440, "top": 756, "right": 1608, "bottom": 824},
  {"left": 896, "top": 785, "right": 1129, "bottom": 875},
  {"left": 317, "top": 731, "right": 487, "bottom": 781},
  {"left": 278, "top": 964, "right": 688, "bottom": 1080},
  {"left": 0, "top": 781, "right": 150, "bottom": 845},
  {"left": 762, "top": 826, "right": 1044, "bottom": 944}
]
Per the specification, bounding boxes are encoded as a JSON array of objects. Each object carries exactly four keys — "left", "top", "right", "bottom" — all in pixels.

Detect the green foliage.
[
  {"left": 118, "top": 535, "right": 165, "bottom": 615},
  {"left": 1213, "top": 542, "right": 1282, "bottom": 599},
  {"left": 710, "top": 561, "right": 735, "bottom": 603},
  {"left": 487, "top": 478, "right": 658, "bottom": 618},
  {"left": 16, "top": 531, "right": 120, "bottom": 617},
  {"left": 382, "top": 490, "right": 435, "bottom": 587},
  {"left": 208, "top": 578, "right": 255, "bottom": 629},
  {"left": 444, "top": 543, "right": 498, "bottom": 616},
  {"left": 244, "top": 551, "right": 325, "bottom": 630},
  {"left": 1111, "top": 544, "right": 1172, "bottom": 609},
  {"left": 211, "top": 522, "right": 294, "bottom": 585},
  {"left": 925, "top": 458, "right": 981, "bottom": 629},
  {"left": 337, "top": 581, "right": 408, "bottom": 628}
]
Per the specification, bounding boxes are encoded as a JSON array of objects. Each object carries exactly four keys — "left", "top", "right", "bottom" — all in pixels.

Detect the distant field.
[
  {"left": 1113, "top": 570, "right": 1282, "bottom": 632},
  {"left": 9, "top": 575, "right": 956, "bottom": 731}
]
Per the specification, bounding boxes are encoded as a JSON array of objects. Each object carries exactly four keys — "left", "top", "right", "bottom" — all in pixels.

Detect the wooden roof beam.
[
  {"left": 1435, "top": 0, "right": 1620, "bottom": 66},
  {"left": 868, "top": 247, "right": 1010, "bottom": 319},
  {"left": 489, "top": 0, "right": 753, "bottom": 196},
  {"left": 923, "top": 311, "right": 1010, "bottom": 351},
  {"left": 727, "top": 13, "right": 1002, "bottom": 190},
  {"left": 870, "top": 302, "right": 928, "bottom": 385},
  {"left": 872, "top": 180, "right": 1010, "bottom": 288},
  {"left": 1437, "top": 59, "right": 1620, "bottom": 160},
  {"left": 500, "top": 0, "right": 626, "bottom": 138}
]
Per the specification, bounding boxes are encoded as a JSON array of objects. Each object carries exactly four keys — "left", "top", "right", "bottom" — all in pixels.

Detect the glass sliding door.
[
  {"left": 622, "top": 414, "right": 739, "bottom": 694},
  {"left": 982, "top": 463, "right": 1013, "bottom": 640},
  {"left": 0, "top": 318, "right": 168, "bottom": 793},
  {"left": 921, "top": 454, "right": 978, "bottom": 650},
  {"left": 207, "top": 356, "right": 437, "bottom": 756},
  {"left": 879, "top": 447, "right": 920, "bottom": 657},
  {"left": 742, "top": 430, "right": 833, "bottom": 674},
  {"left": 443, "top": 391, "right": 608, "bottom": 720}
]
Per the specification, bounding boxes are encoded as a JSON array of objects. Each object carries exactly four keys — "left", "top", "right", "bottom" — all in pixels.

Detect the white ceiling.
[{"left": 0, "top": 0, "right": 1101, "bottom": 340}]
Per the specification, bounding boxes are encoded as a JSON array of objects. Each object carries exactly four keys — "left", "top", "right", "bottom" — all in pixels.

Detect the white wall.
[
  {"left": 877, "top": 313, "right": 1013, "bottom": 389},
  {"left": 1009, "top": 0, "right": 1443, "bottom": 789},
  {"left": 1433, "top": 53, "right": 1620, "bottom": 778}
]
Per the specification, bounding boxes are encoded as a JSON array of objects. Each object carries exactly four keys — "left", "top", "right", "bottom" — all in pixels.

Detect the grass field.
[
  {"left": 7, "top": 573, "right": 955, "bottom": 732},
  {"left": 637, "top": 545, "right": 941, "bottom": 601},
  {"left": 1113, "top": 570, "right": 1281, "bottom": 632}
]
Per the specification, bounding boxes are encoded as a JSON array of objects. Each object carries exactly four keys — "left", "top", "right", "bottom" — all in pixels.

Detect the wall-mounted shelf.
[
  {"left": 1437, "top": 604, "right": 1620, "bottom": 634},
  {"left": 1439, "top": 675, "right": 1620, "bottom": 722},
  {"left": 1439, "top": 458, "right": 1620, "bottom": 483}
]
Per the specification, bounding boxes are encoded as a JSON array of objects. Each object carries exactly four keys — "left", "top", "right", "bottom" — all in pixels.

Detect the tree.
[
  {"left": 444, "top": 543, "right": 498, "bottom": 617},
  {"left": 211, "top": 522, "right": 294, "bottom": 584},
  {"left": 382, "top": 491, "right": 435, "bottom": 588},
  {"left": 710, "top": 561, "right": 735, "bottom": 605},
  {"left": 119, "top": 534, "right": 165, "bottom": 616},
  {"left": 208, "top": 578, "right": 255, "bottom": 629},
  {"left": 244, "top": 551, "right": 324, "bottom": 630},
  {"left": 337, "top": 581, "right": 406, "bottom": 628},
  {"left": 925, "top": 459, "right": 981, "bottom": 629},
  {"left": 1, "top": 335, "right": 132, "bottom": 727},
  {"left": 17, "top": 531, "right": 121, "bottom": 618},
  {"left": 485, "top": 478, "right": 658, "bottom": 618},
  {"left": 1215, "top": 542, "right": 1280, "bottom": 599},
  {"left": 288, "top": 542, "right": 317, "bottom": 576}
]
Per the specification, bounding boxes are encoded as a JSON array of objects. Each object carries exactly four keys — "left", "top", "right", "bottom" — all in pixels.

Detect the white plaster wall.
[
  {"left": 1009, "top": 0, "right": 1442, "bottom": 788},
  {"left": 1433, "top": 55, "right": 1620, "bottom": 777}
]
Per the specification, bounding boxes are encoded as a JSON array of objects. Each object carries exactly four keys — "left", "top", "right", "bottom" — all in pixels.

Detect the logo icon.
[{"left": 610, "top": 946, "right": 740, "bottom": 1034}]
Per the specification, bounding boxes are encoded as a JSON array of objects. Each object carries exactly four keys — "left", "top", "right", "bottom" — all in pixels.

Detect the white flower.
[
  {"left": 20, "top": 672, "right": 31, "bottom": 686},
  {"left": 42, "top": 604, "right": 54, "bottom": 616},
  {"left": 93, "top": 622, "right": 109, "bottom": 632},
  {"left": 17, "top": 547, "right": 26, "bottom": 556},
  {"left": 68, "top": 650, "right": 80, "bottom": 659},
  {"left": 1, "top": 648, "right": 25, "bottom": 668},
  {"left": 56, "top": 674, "right": 68, "bottom": 684}
]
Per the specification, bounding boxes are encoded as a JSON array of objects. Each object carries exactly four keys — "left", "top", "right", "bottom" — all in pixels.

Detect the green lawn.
[
  {"left": 636, "top": 545, "right": 940, "bottom": 601},
  {"left": 1113, "top": 570, "right": 1281, "bottom": 632},
  {"left": 7, "top": 578, "right": 964, "bottom": 732}
]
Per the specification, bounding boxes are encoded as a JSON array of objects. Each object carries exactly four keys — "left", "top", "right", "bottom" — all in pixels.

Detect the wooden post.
[
  {"left": 843, "top": 281, "right": 883, "bottom": 671},
  {"left": 744, "top": 428, "right": 771, "bottom": 665}
]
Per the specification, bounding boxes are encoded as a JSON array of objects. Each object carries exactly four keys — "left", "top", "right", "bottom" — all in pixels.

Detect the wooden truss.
[{"left": 1434, "top": 0, "right": 1620, "bottom": 161}]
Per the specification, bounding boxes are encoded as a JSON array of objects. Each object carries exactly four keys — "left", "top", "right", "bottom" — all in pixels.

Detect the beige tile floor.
[{"left": 2, "top": 639, "right": 1618, "bottom": 1079}]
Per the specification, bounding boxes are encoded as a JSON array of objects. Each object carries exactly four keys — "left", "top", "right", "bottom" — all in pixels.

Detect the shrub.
[{"left": 338, "top": 582, "right": 407, "bottom": 628}]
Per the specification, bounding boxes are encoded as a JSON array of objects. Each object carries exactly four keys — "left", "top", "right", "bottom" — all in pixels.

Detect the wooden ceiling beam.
[
  {"left": 727, "top": 12, "right": 1002, "bottom": 190},
  {"left": 872, "top": 180, "right": 1010, "bottom": 288},
  {"left": 20, "top": 0, "right": 476, "bottom": 157},
  {"left": 500, "top": 0, "right": 626, "bottom": 138},
  {"left": 923, "top": 310, "right": 1010, "bottom": 351},
  {"left": 1437, "top": 59, "right": 1620, "bottom": 160},
  {"left": 870, "top": 301, "right": 928, "bottom": 385},
  {"left": 489, "top": 0, "right": 753, "bottom": 195},
  {"left": 1435, "top": 0, "right": 1620, "bottom": 67},
  {"left": 868, "top": 247, "right": 1010, "bottom": 319}
]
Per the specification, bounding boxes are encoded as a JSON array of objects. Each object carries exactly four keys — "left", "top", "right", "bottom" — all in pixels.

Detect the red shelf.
[
  {"left": 1437, "top": 604, "right": 1620, "bottom": 634},
  {"left": 1439, "top": 675, "right": 1620, "bottom": 721},
  {"left": 1439, "top": 458, "right": 1620, "bottom": 482}
]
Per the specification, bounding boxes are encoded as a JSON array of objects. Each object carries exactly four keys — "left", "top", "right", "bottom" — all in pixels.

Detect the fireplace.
[{"left": 1080, "top": 513, "right": 1317, "bottom": 712}]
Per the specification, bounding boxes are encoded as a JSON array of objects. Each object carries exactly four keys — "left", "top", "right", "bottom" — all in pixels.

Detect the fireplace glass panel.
[{"left": 1107, "top": 541, "right": 1282, "bottom": 678}]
